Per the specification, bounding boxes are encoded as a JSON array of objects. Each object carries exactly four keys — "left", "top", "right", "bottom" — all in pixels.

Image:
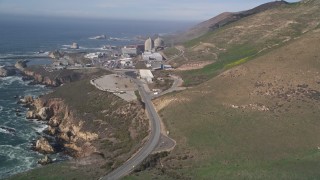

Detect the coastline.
[{"left": 6, "top": 64, "right": 150, "bottom": 179}]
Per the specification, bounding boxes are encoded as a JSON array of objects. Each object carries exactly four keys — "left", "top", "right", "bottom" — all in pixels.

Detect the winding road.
[
  {"left": 152, "top": 75, "right": 185, "bottom": 99},
  {"left": 102, "top": 77, "right": 161, "bottom": 180}
]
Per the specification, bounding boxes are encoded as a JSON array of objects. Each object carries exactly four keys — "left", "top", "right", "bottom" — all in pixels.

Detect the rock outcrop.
[
  {"left": 27, "top": 98, "right": 98, "bottom": 157},
  {"left": 38, "top": 107, "right": 53, "bottom": 120},
  {"left": 49, "top": 50, "right": 64, "bottom": 59},
  {"left": 19, "top": 96, "right": 34, "bottom": 104},
  {"left": 14, "top": 60, "right": 28, "bottom": 71},
  {"left": 35, "top": 137, "right": 55, "bottom": 154},
  {"left": 21, "top": 96, "right": 53, "bottom": 120},
  {"left": 71, "top": 43, "right": 79, "bottom": 49},
  {"left": 38, "top": 155, "right": 53, "bottom": 165},
  {"left": 20, "top": 67, "right": 81, "bottom": 87},
  {"left": 0, "top": 66, "right": 16, "bottom": 77},
  {"left": 22, "top": 69, "right": 61, "bottom": 87}
]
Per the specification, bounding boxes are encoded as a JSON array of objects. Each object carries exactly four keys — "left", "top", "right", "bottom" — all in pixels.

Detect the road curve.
[
  {"left": 152, "top": 75, "right": 185, "bottom": 99},
  {"left": 102, "top": 78, "right": 161, "bottom": 180}
]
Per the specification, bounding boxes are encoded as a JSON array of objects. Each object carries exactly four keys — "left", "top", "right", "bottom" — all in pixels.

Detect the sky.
[{"left": 0, "top": 0, "right": 301, "bottom": 22}]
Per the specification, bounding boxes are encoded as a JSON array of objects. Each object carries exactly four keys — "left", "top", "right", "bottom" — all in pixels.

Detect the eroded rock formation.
[
  {"left": 0, "top": 66, "right": 16, "bottom": 77},
  {"left": 35, "top": 137, "right": 55, "bottom": 154}
]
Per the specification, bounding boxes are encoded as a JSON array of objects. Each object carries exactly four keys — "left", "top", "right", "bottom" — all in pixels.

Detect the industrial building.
[
  {"left": 142, "top": 52, "right": 163, "bottom": 61},
  {"left": 121, "top": 45, "right": 144, "bottom": 57},
  {"left": 139, "top": 69, "right": 154, "bottom": 83},
  {"left": 85, "top": 52, "right": 106, "bottom": 59},
  {"left": 154, "top": 37, "right": 165, "bottom": 51},
  {"left": 144, "top": 37, "right": 154, "bottom": 52},
  {"left": 144, "top": 37, "right": 165, "bottom": 52}
]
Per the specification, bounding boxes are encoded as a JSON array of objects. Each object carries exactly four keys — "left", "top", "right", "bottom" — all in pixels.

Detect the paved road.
[
  {"left": 102, "top": 77, "right": 161, "bottom": 180},
  {"left": 152, "top": 75, "right": 186, "bottom": 99}
]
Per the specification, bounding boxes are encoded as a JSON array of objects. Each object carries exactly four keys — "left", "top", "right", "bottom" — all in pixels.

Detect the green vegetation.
[
  {"left": 163, "top": 47, "right": 180, "bottom": 58},
  {"left": 184, "top": 30, "right": 216, "bottom": 48},
  {"left": 180, "top": 44, "right": 257, "bottom": 86},
  {"left": 171, "top": 1, "right": 320, "bottom": 86},
  {"left": 224, "top": 56, "right": 250, "bottom": 69}
]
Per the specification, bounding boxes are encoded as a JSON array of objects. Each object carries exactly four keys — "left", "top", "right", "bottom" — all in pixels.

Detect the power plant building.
[
  {"left": 144, "top": 37, "right": 154, "bottom": 52},
  {"left": 139, "top": 69, "right": 154, "bottom": 83},
  {"left": 142, "top": 52, "right": 163, "bottom": 61},
  {"left": 122, "top": 45, "right": 144, "bottom": 57},
  {"left": 154, "top": 37, "right": 165, "bottom": 50}
]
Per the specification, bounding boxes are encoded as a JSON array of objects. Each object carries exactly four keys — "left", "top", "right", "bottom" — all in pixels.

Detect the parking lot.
[{"left": 92, "top": 74, "right": 138, "bottom": 101}]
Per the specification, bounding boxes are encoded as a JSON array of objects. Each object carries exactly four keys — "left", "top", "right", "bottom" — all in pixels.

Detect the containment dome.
[
  {"left": 144, "top": 37, "right": 154, "bottom": 52},
  {"left": 154, "top": 37, "right": 164, "bottom": 49}
]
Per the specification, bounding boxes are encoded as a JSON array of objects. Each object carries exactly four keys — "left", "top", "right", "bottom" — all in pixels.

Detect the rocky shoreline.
[
  {"left": 18, "top": 95, "right": 99, "bottom": 165},
  {"left": 6, "top": 60, "right": 149, "bottom": 173},
  {"left": 10, "top": 61, "right": 98, "bottom": 165},
  {"left": 0, "top": 66, "right": 16, "bottom": 77}
]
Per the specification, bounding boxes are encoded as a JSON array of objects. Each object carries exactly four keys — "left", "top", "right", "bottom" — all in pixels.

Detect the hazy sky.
[{"left": 0, "top": 0, "right": 300, "bottom": 21}]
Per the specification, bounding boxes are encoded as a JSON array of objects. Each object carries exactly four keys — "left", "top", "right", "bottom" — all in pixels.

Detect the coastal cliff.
[
  {"left": 25, "top": 95, "right": 149, "bottom": 161},
  {"left": 20, "top": 74, "right": 149, "bottom": 172},
  {"left": 15, "top": 60, "right": 83, "bottom": 87},
  {"left": 26, "top": 97, "right": 98, "bottom": 157},
  {"left": 22, "top": 69, "right": 78, "bottom": 87}
]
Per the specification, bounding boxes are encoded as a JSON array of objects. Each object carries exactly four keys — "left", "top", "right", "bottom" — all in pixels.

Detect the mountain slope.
[
  {"left": 131, "top": 25, "right": 320, "bottom": 180},
  {"left": 127, "top": 1, "right": 320, "bottom": 179},
  {"left": 164, "top": 1, "right": 320, "bottom": 86},
  {"left": 174, "top": 1, "right": 289, "bottom": 42}
]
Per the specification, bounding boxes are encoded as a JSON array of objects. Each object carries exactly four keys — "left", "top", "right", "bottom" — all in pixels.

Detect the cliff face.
[
  {"left": 27, "top": 97, "right": 99, "bottom": 157},
  {"left": 26, "top": 94, "right": 149, "bottom": 162},
  {"left": 21, "top": 68, "right": 82, "bottom": 87},
  {"left": 22, "top": 69, "right": 61, "bottom": 87}
]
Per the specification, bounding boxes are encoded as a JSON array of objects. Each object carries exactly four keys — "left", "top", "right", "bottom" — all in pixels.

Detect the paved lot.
[
  {"left": 92, "top": 74, "right": 138, "bottom": 102},
  {"left": 153, "top": 134, "right": 176, "bottom": 153}
]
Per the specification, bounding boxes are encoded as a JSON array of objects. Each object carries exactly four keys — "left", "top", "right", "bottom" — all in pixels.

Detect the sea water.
[{"left": 0, "top": 16, "right": 195, "bottom": 178}]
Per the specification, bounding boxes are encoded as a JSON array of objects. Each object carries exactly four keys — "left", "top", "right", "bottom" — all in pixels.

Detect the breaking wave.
[
  {"left": 0, "top": 144, "right": 39, "bottom": 179},
  {"left": 0, "top": 52, "right": 49, "bottom": 60},
  {"left": 0, "top": 76, "right": 23, "bottom": 86}
]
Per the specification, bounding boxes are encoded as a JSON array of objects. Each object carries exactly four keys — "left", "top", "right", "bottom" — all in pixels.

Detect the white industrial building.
[
  {"left": 85, "top": 52, "right": 106, "bottom": 59},
  {"left": 154, "top": 37, "right": 165, "bottom": 50},
  {"left": 144, "top": 37, "right": 154, "bottom": 52},
  {"left": 139, "top": 69, "right": 154, "bottom": 83},
  {"left": 142, "top": 52, "right": 163, "bottom": 61},
  {"left": 122, "top": 46, "right": 137, "bottom": 56}
]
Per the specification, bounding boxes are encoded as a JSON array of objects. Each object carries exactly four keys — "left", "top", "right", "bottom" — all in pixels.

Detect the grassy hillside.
[
  {"left": 172, "top": 1, "right": 289, "bottom": 43},
  {"left": 128, "top": 23, "right": 320, "bottom": 179},
  {"left": 164, "top": 1, "right": 320, "bottom": 86}
]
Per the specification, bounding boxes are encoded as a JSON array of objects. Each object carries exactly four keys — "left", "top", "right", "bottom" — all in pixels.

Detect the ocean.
[{"left": 0, "top": 16, "right": 195, "bottom": 179}]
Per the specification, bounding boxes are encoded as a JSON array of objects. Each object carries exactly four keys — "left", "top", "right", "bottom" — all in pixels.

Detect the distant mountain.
[{"left": 174, "top": 1, "right": 289, "bottom": 42}]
